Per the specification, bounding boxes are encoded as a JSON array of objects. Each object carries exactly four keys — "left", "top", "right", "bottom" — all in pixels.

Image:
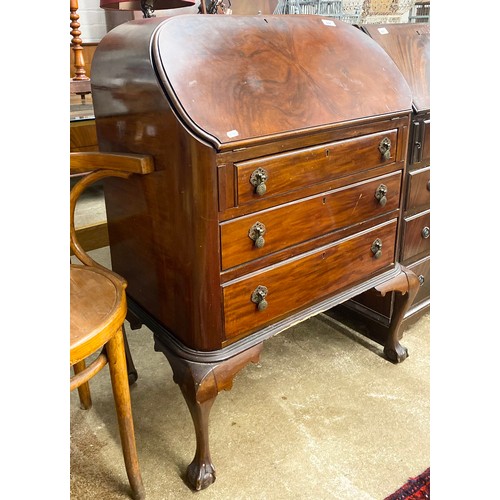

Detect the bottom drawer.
[
  {"left": 223, "top": 219, "right": 397, "bottom": 341},
  {"left": 401, "top": 210, "right": 430, "bottom": 263},
  {"left": 407, "top": 256, "right": 430, "bottom": 309}
]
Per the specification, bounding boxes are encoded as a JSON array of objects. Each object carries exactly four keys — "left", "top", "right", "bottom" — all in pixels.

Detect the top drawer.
[{"left": 235, "top": 129, "right": 398, "bottom": 208}]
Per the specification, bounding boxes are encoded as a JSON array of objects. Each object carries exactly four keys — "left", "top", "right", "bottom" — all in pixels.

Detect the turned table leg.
[
  {"left": 375, "top": 267, "right": 420, "bottom": 363},
  {"left": 155, "top": 340, "right": 263, "bottom": 490}
]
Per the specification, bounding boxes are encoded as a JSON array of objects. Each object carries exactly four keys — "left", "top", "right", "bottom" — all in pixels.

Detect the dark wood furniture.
[
  {"left": 330, "top": 23, "right": 430, "bottom": 340},
  {"left": 70, "top": 152, "right": 154, "bottom": 500},
  {"left": 91, "top": 14, "right": 419, "bottom": 491}
]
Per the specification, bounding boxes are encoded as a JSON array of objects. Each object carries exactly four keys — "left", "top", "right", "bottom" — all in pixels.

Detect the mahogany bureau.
[
  {"left": 329, "top": 23, "right": 430, "bottom": 339},
  {"left": 91, "top": 14, "right": 419, "bottom": 490}
]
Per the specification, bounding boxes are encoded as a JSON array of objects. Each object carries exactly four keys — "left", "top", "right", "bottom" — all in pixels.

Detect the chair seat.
[{"left": 70, "top": 264, "right": 127, "bottom": 366}]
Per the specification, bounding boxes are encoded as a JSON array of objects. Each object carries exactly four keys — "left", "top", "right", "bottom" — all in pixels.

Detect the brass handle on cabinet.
[
  {"left": 375, "top": 184, "right": 388, "bottom": 207},
  {"left": 250, "top": 167, "right": 268, "bottom": 196},
  {"left": 371, "top": 238, "right": 383, "bottom": 259},
  {"left": 251, "top": 285, "right": 268, "bottom": 311},
  {"left": 421, "top": 226, "right": 430, "bottom": 239},
  {"left": 248, "top": 221, "right": 266, "bottom": 248},
  {"left": 418, "top": 275, "right": 425, "bottom": 286},
  {"left": 378, "top": 137, "right": 392, "bottom": 161}
]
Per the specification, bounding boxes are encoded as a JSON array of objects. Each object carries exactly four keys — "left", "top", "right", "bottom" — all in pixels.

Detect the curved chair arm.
[
  {"left": 70, "top": 152, "right": 154, "bottom": 269},
  {"left": 70, "top": 152, "right": 154, "bottom": 176}
]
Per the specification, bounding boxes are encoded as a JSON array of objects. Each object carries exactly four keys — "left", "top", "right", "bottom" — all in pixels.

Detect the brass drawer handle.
[
  {"left": 248, "top": 221, "right": 266, "bottom": 248},
  {"left": 421, "top": 226, "right": 430, "bottom": 239},
  {"left": 418, "top": 274, "right": 425, "bottom": 286},
  {"left": 371, "top": 238, "right": 383, "bottom": 259},
  {"left": 378, "top": 137, "right": 392, "bottom": 161},
  {"left": 374, "top": 183, "right": 388, "bottom": 207},
  {"left": 250, "top": 167, "right": 268, "bottom": 196},
  {"left": 251, "top": 285, "right": 268, "bottom": 311}
]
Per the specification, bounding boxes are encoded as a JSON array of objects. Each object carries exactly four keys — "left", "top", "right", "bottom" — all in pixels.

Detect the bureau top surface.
[
  {"left": 149, "top": 14, "right": 412, "bottom": 147},
  {"left": 360, "top": 23, "right": 430, "bottom": 113}
]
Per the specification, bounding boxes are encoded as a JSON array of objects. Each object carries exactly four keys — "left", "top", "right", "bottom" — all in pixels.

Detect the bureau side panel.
[{"left": 91, "top": 22, "right": 223, "bottom": 351}]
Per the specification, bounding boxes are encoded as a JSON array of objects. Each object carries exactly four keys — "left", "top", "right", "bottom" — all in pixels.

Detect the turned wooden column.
[
  {"left": 70, "top": 0, "right": 91, "bottom": 98},
  {"left": 70, "top": 0, "right": 90, "bottom": 81}
]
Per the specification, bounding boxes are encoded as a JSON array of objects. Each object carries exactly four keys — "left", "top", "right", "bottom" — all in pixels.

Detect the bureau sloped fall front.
[{"left": 91, "top": 14, "right": 418, "bottom": 491}]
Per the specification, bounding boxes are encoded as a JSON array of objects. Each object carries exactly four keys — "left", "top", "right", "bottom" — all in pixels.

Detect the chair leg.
[
  {"left": 107, "top": 327, "right": 145, "bottom": 500},
  {"left": 73, "top": 360, "right": 92, "bottom": 409},
  {"left": 122, "top": 326, "right": 139, "bottom": 386}
]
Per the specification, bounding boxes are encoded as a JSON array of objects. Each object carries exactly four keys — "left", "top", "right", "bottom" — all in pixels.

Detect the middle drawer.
[{"left": 220, "top": 171, "right": 402, "bottom": 270}]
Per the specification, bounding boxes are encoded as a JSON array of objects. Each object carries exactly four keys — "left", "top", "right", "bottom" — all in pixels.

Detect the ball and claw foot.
[
  {"left": 187, "top": 460, "right": 216, "bottom": 491},
  {"left": 128, "top": 370, "right": 138, "bottom": 386},
  {"left": 384, "top": 343, "right": 408, "bottom": 364}
]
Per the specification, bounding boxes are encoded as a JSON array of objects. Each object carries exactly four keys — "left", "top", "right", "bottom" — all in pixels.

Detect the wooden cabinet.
[
  {"left": 330, "top": 22, "right": 430, "bottom": 336},
  {"left": 91, "top": 15, "right": 416, "bottom": 491}
]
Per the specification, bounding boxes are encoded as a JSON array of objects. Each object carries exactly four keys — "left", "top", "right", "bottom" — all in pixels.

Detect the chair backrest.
[{"left": 70, "top": 152, "right": 154, "bottom": 269}]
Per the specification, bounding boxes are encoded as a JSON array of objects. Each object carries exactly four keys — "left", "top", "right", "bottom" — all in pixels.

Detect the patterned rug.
[{"left": 385, "top": 468, "right": 430, "bottom": 499}]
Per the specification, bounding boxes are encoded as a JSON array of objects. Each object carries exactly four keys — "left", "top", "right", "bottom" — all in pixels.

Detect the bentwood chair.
[{"left": 70, "top": 151, "right": 154, "bottom": 500}]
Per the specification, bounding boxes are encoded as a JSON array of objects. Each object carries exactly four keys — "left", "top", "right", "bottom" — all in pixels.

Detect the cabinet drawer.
[
  {"left": 406, "top": 167, "right": 430, "bottom": 212},
  {"left": 401, "top": 210, "right": 430, "bottom": 263},
  {"left": 223, "top": 219, "right": 397, "bottom": 341},
  {"left": 235, "top": 129, "right": 398, "bottom": 208},
  {"left": 407, "top": 256, "right": 430, "bottom": 308},
  {"left": 221, "top": 171, "right": 402, "bottom": 270},
  {"left": 410, "top": 117, "right": 430, "bottom": 167}
]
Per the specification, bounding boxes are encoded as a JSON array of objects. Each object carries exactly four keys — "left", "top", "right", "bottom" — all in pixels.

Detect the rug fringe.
[{"left": 384, "top": 467, "right": 430, "bottom": 500}]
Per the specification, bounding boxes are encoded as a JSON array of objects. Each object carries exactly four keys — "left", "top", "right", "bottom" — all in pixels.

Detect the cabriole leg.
[
  {"left": 375, "top": 267, "right": 420, "bottom": 363},
  {"left": 155, "top": 340, "right": 263, "bottom": 490}
]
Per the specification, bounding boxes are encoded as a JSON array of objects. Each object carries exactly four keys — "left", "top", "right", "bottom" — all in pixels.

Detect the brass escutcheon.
[
  {"left": 250, "top": 167, "right": 268, "bottom": 196},
  {"left": 378, "top": 137, "right": 391, "bottom": 161},
  {"left": 421, "top": 226, "right": 430, "bottom": 239},
  {"left": 375, "top": 183, "right": 388, "bottom": 207},
  {"left": 251, "top": 285, "right": 268, "bottom": 311},
  {"left": 248, "top": 221, "right": 267, "bottom": 248},
  {"left": 371, "top": 238, "right": 383, "bottom": 259}
]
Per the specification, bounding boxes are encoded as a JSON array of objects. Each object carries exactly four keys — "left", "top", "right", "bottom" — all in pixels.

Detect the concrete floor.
[{"left": 70, "top": 248, "right": 430, "bottom": 500}]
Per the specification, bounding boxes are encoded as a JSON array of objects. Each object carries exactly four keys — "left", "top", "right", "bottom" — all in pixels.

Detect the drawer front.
[
  {"left": 221, "top": 171, "right": 402, "bottom": 270},
  {"left": 406, "top": 167, "right": 430, "bottom": 212},
  {"left": 410, "top": 117, "right": 430, "bottom": 168},
  {"left": 422, "top": 119, "right": 430, "bottom": 165},
  {"left": 407, "top": 256, "right": 430, "bottom": 308},
  {"left": 401, "top": 210, "right": 430, "bottom": 263},
  {"left": 235, "top": 129, "right": 398, "bottom": 208},
  {"left": 223, "top": 219, "right": 397, "bottom": 341}
]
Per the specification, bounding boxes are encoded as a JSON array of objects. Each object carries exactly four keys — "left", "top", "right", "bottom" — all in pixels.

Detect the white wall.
[
  {"left": 73, "top": 0, "right": 198, "bottom": 43},
  {"left": 74, "top": 0, "right": 109, "bottom": 43}
]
